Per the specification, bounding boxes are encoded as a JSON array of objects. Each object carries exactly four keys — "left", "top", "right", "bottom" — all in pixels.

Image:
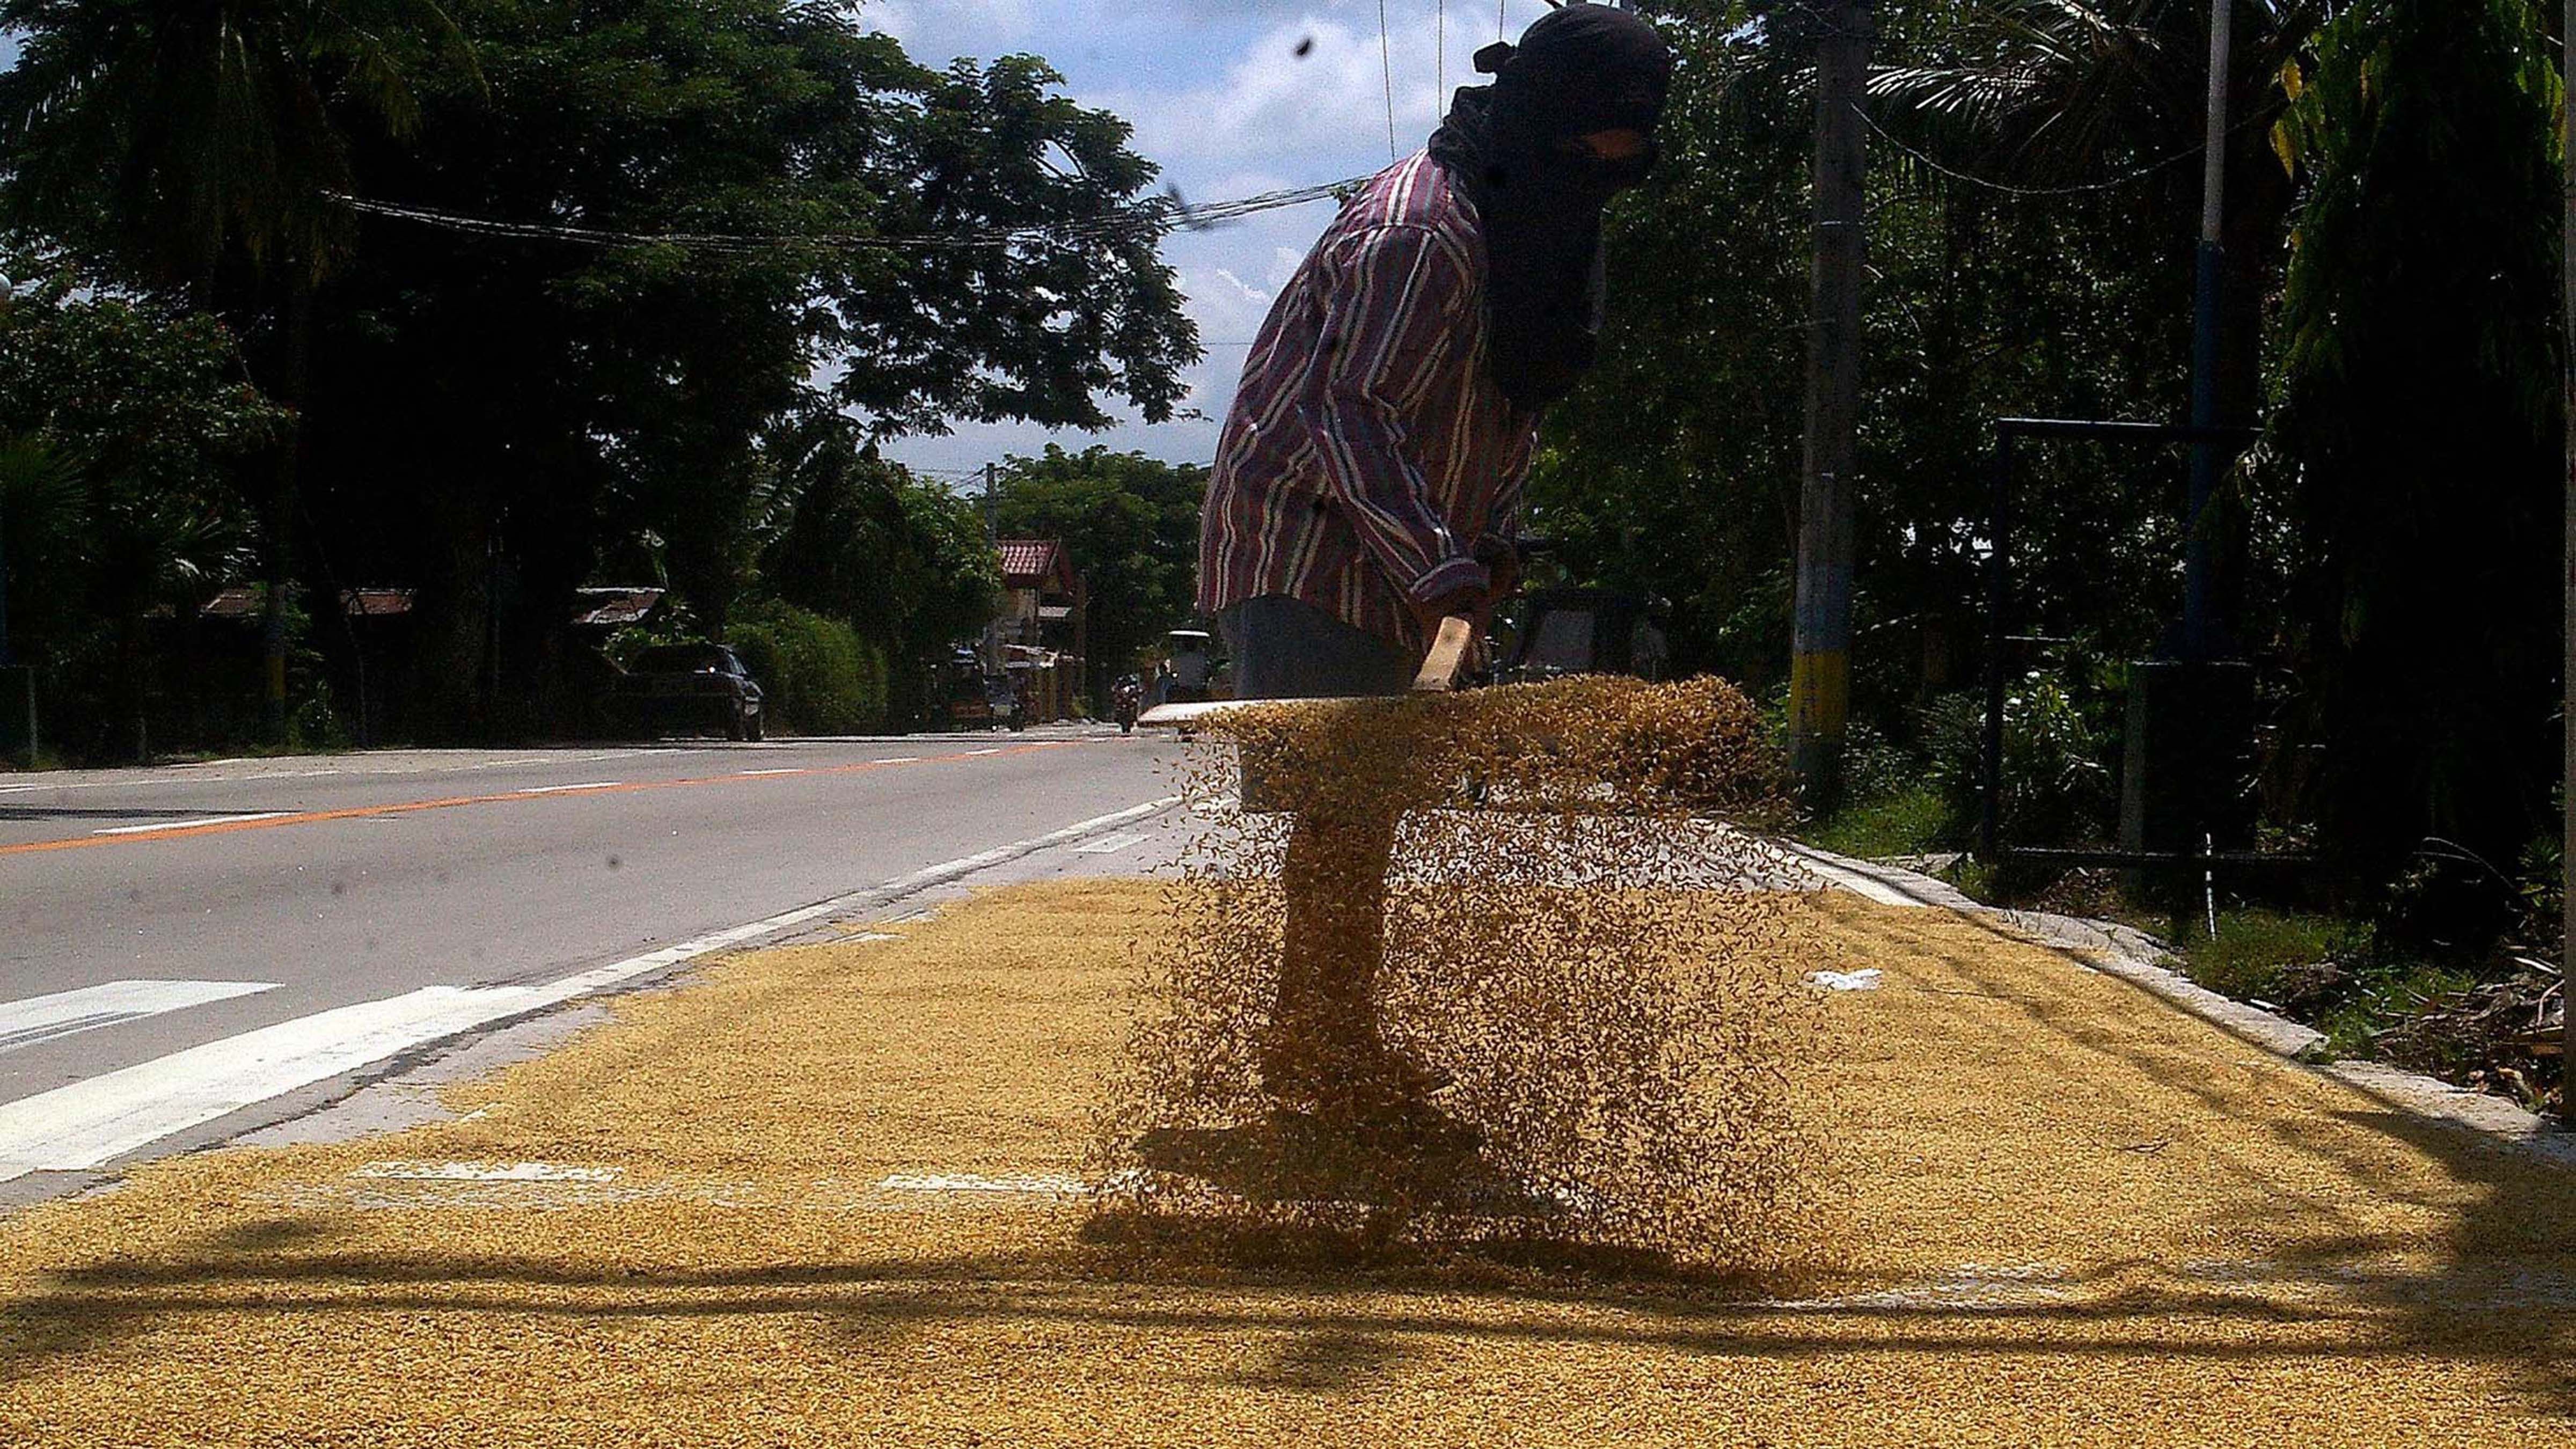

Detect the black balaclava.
[{"left": 1426, "top": 5, "right": 1673, "bottom": 410}]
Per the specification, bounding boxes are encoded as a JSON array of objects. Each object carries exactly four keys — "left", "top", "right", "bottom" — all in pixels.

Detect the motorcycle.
[{"left": 1112, "top": 678, "right": 1143, "bottom": 735}]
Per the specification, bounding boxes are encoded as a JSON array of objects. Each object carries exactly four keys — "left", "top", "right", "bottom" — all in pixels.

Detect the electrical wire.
[
  {"left": 324, "top": 176, "right": 1372, "bottom": 254},
  {"left": 1856, "top": 106, "right": 2206, "bottom": 198},
  {"left": 1379, "top": 0, "right": 1400, "bottom": 161},
  {"left": 1856, "top": 101, "right": 2279, "bottom": 200}
]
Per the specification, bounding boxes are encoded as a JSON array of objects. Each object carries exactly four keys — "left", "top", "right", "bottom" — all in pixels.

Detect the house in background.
[{"left": 993, "top": 539, "right": 1087, "bottom": 721}]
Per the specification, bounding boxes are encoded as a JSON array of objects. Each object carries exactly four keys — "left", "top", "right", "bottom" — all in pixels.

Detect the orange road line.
[{"left": 0, "top": 741, "right": 1077, "bottom": 859}]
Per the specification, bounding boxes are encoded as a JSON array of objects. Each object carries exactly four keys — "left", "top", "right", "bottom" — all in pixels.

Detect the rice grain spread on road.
[{"left": 1, "top": 881, "right": 2569, "bottom": 1445}]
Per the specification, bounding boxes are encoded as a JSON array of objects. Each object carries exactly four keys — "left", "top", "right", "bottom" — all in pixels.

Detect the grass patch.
[
  {"left": 2176, "top": 908, "right": 2361, "bottom": 1005},
  {"left": 1803, "top": 783, "right": 1950, "bottom": 860}
]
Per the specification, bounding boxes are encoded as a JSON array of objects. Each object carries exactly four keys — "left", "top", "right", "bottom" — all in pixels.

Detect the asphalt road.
[{"left": 0, "top": 729, "right": 1180, "bottom": 1190}]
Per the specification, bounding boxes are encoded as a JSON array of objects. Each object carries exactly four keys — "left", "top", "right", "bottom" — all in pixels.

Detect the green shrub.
[
  {"left": 2313, "top": 960, "right": 2485, "bottom": 1068},
  {"left": 729, "top": 602, "right": 886, "bottom": 735},
  {"left": 1922, "top": 679, "right": 2114, "bottom": 848}
]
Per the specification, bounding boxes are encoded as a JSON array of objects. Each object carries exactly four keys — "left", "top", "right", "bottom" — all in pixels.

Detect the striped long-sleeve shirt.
[{"left": 1197, "top": 153, "right": 1540, "bottom": 653}]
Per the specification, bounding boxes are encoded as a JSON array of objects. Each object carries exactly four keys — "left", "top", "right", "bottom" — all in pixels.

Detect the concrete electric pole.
[
  {"left": 2181, "top": 0, "right": 2233, "bottom": 661},
  {"left": 1789, "top": 0, "right": 1872, "bottom": 808},
  {"left": 2560, "top": 0, "right": 2574, "bottom": 1117}
]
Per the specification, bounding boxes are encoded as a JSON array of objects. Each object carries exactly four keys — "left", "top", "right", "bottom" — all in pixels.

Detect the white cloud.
[
  {"left": 874, "top": 0, "right": 1571, "bottom": 475},
  {"left": 857, "top": 0, "right": 1045, "bottom": 64},
  {"left": 1105, "top": 12, "right": 1481, "bottom": 173}
]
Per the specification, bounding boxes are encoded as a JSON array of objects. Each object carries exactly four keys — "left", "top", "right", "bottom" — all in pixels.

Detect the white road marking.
[
  {"left": 0, "top": 980, "right": 278, "bottom": 1056},
  {"left": 964, "top": 748, "right": 1002, "bottom": 756},
  {"left": 350, "top": 1160, "right": 618, "bottom": 1182},
  {"left": 91, "top": 813, "right": 293, "bottom": 836},
  {"left": 513, "top": 781, "right": 622, "bottom": 795},
  {"left": 878, "top": 1172, "right": 1091, "bottom": 1196},
  {"left": 4, "top": 748, "right": 688, "bottom": 797},
  {"left": 0, "top": 795, "right": 1180, "bottom": 1183},
  {"left": 1069, "top": 830, "right": 1148, "bottom": 855},
  {"left": 872, "top": 756, "right": 919, "bottom": 764},
  {"left": 735, "top": 767, "right": 800, "bottom": 777}
]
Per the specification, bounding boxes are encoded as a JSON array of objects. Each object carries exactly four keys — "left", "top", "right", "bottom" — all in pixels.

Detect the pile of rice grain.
[{"left": 1095, "top": 674, "right": 1835, "bottom": 1264}]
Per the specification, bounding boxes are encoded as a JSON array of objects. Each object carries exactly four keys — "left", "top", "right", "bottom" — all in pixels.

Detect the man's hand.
[{"left": 1409, "top": 586, "right": 1488, "bottom": 643}]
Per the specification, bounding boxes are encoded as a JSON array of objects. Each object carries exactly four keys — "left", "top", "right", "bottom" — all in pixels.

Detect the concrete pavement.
[{"left": 0, "top": 729, "right": 1183, "bottom": 1199}]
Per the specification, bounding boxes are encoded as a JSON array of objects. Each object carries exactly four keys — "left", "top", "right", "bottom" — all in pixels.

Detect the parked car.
[
  {"left": 614, "top": 642, "right": 765, "bottom": 741},
  {"left": 1491, "top": 589, "right": 1670, "bottom": 684}
]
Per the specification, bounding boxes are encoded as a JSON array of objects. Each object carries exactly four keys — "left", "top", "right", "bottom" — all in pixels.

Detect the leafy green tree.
[
  {"left": 1538, "top": 1, "right": 2198, "bottom": 727},
  {"left": 0, "top": 0, "right": 469, "bottom": 742},
  {"left": 755, "top": 413, "right": 999, "bottom": 728},
  {"left": 295, "top": 0, "right": 1197, "bottom": 732},
  {"left": 993, "top": 444, "right": 1206, "bottom": 709},
  {"left": 1870, "top": 0, "right": 2320, "bottom": 422},
  {"left": 2266, "top": 0, "right": 2564, "bottom": 917},
  {"left": 0, "top": 267, "right": 287, "bottom": 760}
]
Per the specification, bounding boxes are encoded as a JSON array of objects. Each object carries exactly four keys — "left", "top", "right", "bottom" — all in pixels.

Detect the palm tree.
[
  {"left": 1868, "top": 1, "right": 2327, "bottom": 433},
  {"left": 0, "top": 0, "right": 470, "bottom": 743}
]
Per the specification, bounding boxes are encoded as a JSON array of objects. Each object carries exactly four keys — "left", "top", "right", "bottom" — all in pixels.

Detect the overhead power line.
[
  {"left": 324, "top": 177, "right": 1370, "bottom": 254},
  {"left": 1855, "top": 106, "right": 2229, "bottom": 200},
  {"left": 1379, "top": 0, "right": 1400, "bottom": 161}
]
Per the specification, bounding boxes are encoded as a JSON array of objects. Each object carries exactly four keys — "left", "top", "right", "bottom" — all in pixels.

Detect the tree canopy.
[{"left": 0, "top": 0, "right": 1201, "bottom": 749}]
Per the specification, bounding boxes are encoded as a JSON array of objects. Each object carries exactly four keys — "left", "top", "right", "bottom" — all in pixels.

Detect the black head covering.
[{"left": 1426, "top": 5, "right": 1673, "bottom": 409}]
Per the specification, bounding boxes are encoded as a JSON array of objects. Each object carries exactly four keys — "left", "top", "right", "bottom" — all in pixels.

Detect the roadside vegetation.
[{"left": 0, "top": 0, "right": 1197, "bottom": 758}]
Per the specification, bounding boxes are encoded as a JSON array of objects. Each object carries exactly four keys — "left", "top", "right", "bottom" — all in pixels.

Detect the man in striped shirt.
[{"left": 1194, "top": 9, "right": 1673, "bottom": 1135}]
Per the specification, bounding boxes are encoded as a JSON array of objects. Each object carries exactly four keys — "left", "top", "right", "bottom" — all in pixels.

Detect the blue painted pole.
[{"left": 2182, "top": 0, "right": 2232, "bottom": 663}]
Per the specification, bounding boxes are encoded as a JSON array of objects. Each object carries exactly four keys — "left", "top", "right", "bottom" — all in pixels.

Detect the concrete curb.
[{"left": 1780, "top": 839, "right": 2576, "bottom": 1170}]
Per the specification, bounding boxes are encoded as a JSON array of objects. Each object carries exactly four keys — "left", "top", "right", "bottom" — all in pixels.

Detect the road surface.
[{"left": 0, "top": 729, "right": 1179, "bottom": 1196}]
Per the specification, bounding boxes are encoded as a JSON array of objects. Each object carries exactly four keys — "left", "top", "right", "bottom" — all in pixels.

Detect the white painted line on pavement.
[
  {"left": 0, "top": 795, "right": 1181, "bottom": 1183},
  {"left": 351, "top": 1160, "right": 619, "bottom": 1182},
  {"left": 0, "top": 980, "right": 279, "bottom": 1056},
  {"left": 871, "top": 756, "right": 919, "bottom": 764},
  {"left": 878, "top": 1171, "right": 1091, "bottom": 1196},
  {"left": 514, "top": 781, "right": 622, "bottom": 795},
  {"left": 92, "top": 813, "right": 292, "bottom": 836},
  {"left": 736, "top": 768, "right": 800, "bottom": 777},
  {"left": 964, "top": 748, "right": 1004, "bottom": 756},
  {"left": 1070, "top": 831, "right": 1148, "bottom": 855}
]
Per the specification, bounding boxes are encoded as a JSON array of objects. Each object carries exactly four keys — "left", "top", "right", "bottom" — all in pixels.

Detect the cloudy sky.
[{"left": 861, "top": 1, "right": 1571, "bottom": 479}]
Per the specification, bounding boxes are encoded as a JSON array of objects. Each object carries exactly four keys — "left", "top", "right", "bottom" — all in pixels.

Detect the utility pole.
[
  {"left": 2182, "top": 0, "right": 2233, "bottom": 661},
  {"left": 2559, "top": 0, "right": 2575, "bottom": 1116},
  {"left": 982, "top": 462, "right": 1003, "bottom": 675},
  {"left": 1789, "top": 0, "right": 1872, "bottom": 808}
]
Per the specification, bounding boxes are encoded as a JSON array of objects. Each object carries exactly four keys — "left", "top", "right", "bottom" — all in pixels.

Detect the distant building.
[{"left": 992, "top": 539, "right": 1087, "bottom": 721}]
